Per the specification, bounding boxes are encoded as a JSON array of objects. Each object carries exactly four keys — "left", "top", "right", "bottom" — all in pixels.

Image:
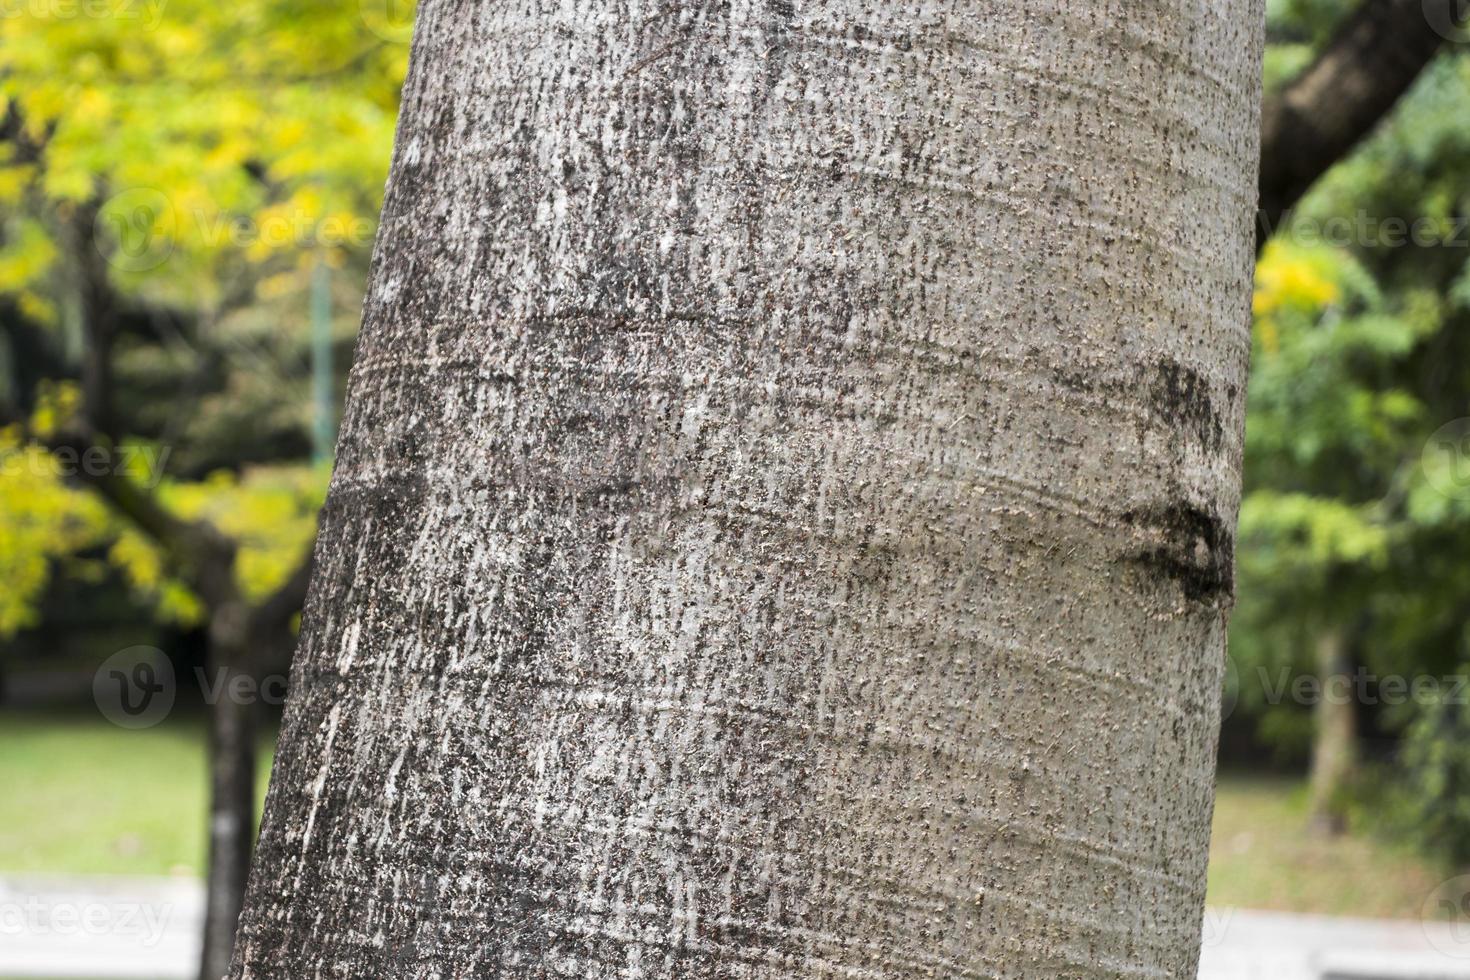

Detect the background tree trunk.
[
  {"left": 1309, "top": 628, "right": 1357, "bottom": 836},
  {"left": 232, "top": 2, "right": 1265, "bottom": 977},
  {"left": 198, "top": 615, "right": 258, "bottom": 980}
]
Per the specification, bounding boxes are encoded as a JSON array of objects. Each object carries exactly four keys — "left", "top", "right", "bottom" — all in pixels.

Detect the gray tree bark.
[{"left": 230, "top": 2, "right": 1264, "bottom": 977}]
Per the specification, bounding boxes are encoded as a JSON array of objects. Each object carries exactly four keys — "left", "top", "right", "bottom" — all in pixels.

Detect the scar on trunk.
[
  {"left": 1147, "top": 357, "right": 1224, "bottom": 454},
  {"left": 1120, "top": 502, "right": 1235, "bottom": 606}
]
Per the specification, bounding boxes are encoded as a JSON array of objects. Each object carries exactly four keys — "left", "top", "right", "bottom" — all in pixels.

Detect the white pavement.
[
  {"left": 5, "top": 877, "right": 1470, "bottom": 979},
  {"left": 1199, "top": 908, "right": 1470, "bottom": 980},
  {"left": 0, "top": 876, "right": 198, "bottom": 979}
]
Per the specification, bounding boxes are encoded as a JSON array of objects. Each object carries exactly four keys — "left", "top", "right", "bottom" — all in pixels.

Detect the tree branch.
[
  {"left": 51, "top": 429, "right": 239, "bottom": 610},
  {"left": 73, "top": 201, "right": 121, "bottom": 439},
  {"left": 1259, "top": 0, "right": 1447, "bottom": 249}
]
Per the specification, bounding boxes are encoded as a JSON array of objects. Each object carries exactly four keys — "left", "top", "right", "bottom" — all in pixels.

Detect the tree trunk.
[
  {"left": 232, "top": 3, "right": 1265, "bottom": 977},
  {"left": 1309, "top": 628, "right": 1356, "bottom": 836},
  {"left": 74, "top": 202, "right": 120, "bottom": 440},
  {"left": 199, "top": 621, "right": 258, "bottom": 980}
]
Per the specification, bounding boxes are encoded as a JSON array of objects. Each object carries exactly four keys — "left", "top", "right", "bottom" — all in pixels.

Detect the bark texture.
[{"left": 232, "top": 3, "right": 1264, "bottom": 977}]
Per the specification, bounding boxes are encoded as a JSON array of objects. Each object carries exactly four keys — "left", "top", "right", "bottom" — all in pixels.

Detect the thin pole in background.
[{"left": 310, "top": 251, "right": 334, "bottom": 463}]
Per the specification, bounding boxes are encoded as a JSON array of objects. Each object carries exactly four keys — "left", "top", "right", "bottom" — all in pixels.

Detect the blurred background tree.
[
  {"left": 0, "top": 0, "right": 411, "bottom": 973},
  {"left": 0, "top": 0, "right": 409, "bottom": 654},
  {"left": 1232, "top": 0, "right": 1470, "bottom": 850}
]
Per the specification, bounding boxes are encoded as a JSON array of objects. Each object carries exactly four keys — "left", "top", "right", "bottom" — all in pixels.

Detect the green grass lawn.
[
  {"left": 1207, "top": 773, "right": 1448, "bottom": 919},
  {"left": 0, "top": 713, "right": 1452, "bottom": 919},
  {"left": 0, "top": 711, "right": 273, "bottom": 878}
]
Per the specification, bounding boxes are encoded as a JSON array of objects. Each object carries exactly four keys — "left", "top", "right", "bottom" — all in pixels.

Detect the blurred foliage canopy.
[
  {"left": 0, "top": 0, "right": 406, "bottom": 312},
  {"left": 0, "top": 0, "right": 413, "bottom": 638},
  {"left": 1236, "top": 8, "right": 1470, "bottom": 859}
]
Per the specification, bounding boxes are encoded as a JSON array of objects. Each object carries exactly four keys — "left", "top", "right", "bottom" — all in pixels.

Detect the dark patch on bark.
[
  {"left": 1147, "top": 358, "right": 1223, "bottom": 453},
  {"left": 1122, "top": 502, "right": 1235, "bottom": 605},
  {"left": 760, "top": 0, "right": 798, "bottom": 115}
]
